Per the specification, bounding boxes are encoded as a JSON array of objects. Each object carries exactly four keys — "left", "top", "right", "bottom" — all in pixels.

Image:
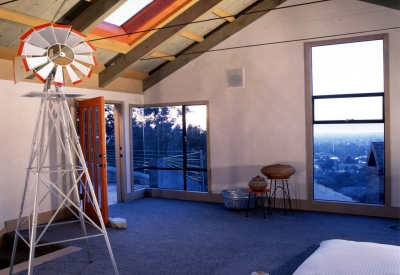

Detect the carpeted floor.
[{"left": 5, "top": 197, "right": 400, "bottom": 275}]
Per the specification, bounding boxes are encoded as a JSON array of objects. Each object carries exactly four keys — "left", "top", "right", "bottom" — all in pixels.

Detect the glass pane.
[
  {"left": 185, "top": 105, "right": 208, "bottom": 192},
  {"left": 312, "top": 40, "right": 383, "bottom": 95},
  {"left": 314, "top": 97, "right": 383, "bottom": 121},
  {"left": 131, "top": 106, "right": 183, "bottom": 189},
  {"left": 147, "top": 168, "right": 184, "bottom": 190},
  {"left": 105, "top": 104, "right": 117, "bottom": 204},
  {"left": 313, "top": 124, "right": 384, "bottom": 205},
  {"left": 186, "top": 171, "right": 208, "bottom": 192}
]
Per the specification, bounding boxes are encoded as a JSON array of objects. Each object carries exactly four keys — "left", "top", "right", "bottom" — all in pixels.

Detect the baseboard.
[
  {"left": 4, "top": 207, "right": 74, "bottom": 234},
  {"left": 143, "top": 189, "right": 400, "bottom": 219},
  {"left": 145, "top": 188, "right": 224, "bottom": 204},
  {"left": 289, "top": 198, "right": 400, "bottom": 219}
]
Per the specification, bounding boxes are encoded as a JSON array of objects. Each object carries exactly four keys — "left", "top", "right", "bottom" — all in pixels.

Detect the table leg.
[
  {"left": 285, "top": 179, "right": 292, "bottom": 210},
  {"left": 246, "top": 193, "right": 251, "bottom": 217},
  {"left": 260, "top": 195, "right": 266, "bottom": 219}
]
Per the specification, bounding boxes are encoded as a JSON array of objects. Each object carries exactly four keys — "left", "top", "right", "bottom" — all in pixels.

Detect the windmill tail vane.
[{"left": 15, "top": 23, "right": 97, "bottom": 86}]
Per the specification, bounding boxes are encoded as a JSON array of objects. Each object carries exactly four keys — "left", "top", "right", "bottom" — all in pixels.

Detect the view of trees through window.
[
  {"left": 310, "top": 37, "right": 385, "bottom": 205},
  {"left": 131, "top": 105, "right": 207, "bottom": 191}
]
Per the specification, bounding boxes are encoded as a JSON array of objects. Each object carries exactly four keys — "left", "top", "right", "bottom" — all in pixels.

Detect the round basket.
[{"left": 260, "top": 164, "right": 295, "bottom": 179}]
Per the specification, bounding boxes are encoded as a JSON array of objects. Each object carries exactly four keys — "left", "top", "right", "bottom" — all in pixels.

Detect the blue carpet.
[{"left": 9, "top": 197, "right": 400, "bottom": 275}]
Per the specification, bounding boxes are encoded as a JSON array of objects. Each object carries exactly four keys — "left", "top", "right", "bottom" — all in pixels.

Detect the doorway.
[{"left": 105, "top": 103, "right": 124, "bottom": 205}]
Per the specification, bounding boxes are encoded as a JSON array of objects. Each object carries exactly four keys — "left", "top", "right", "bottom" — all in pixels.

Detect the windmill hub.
[{"left": 18, "top": 23, "right": 97, "bottom": 85}]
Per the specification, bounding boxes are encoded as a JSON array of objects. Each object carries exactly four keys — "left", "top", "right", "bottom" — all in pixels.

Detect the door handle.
[{"left": 120, "top": 154, "right": 123, "bottom": 158}]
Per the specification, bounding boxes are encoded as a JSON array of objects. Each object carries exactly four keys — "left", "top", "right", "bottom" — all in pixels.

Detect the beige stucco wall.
[
  {"left": 0, "top": 80, "right": 143, "bottom": 231},
  {"left": 144, "top": 0, "right": 400, "bottom": 206}
]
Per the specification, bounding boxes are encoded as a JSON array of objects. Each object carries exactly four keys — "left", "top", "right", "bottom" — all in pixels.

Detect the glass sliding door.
[
  {"left": 185, "top": 105, "right": 208, "bottom": 192},
  {"left": 308, "top": 36, "right": 386, "bottom": 205},
  {"left": 131, "top": 104, "right": 208, "bottom": 192}
]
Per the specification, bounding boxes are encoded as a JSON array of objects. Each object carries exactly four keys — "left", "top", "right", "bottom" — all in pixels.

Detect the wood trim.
[
  {"left": 150, "top": 51, "right": 175, "bottom": 61},
  {"left": 98, "top": 0, "right": 225, "bottom": 87},
  {"left": 0, "top": 8, "right": 47, "bottom": 26},
  {"left": 0, "top": 45, "right": 17, "bottom": 60},
  {"left": 142, "top": 0, "right": 288, "bottom": 91},
  {"left": 180, "top": 31, "right": 204, "bottom": 42},
  {"left": 86, "top": 34, "right": 131, "bottom": 53},
  {"left": 125, "top": 0, "right": 193, "bottom": 46},
  {"left": 212, "top": 8, "right": 235, "bottom": 22}
]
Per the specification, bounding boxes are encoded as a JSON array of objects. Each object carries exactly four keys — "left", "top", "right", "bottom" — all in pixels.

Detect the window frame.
[
  {"left": 129, "top": 102, "right": 210, "bottom": 193},
  {"left": 305, "top": 34, "right": 391, "bottom": 210}
]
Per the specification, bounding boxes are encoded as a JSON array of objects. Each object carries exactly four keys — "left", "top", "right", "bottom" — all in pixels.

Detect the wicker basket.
[
  {"left": 261, "top": 164, "right": 296, "bottom": 179},
  {"left": 221, "top": 189, "right": 254, "bottom": 210}
]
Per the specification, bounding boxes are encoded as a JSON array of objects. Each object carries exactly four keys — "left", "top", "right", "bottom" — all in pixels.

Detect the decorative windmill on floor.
[{"left": 9, "top": 23, "right": 119, "bottom": 275}]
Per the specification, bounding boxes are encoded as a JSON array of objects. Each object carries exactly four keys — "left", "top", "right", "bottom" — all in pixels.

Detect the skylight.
[{"left": 104, "top": 0, "right": 154, "bottom": 26}]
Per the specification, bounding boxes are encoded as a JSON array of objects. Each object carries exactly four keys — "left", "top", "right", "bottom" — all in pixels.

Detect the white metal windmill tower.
[{"left": 9, "top": 23, "right": 119, "bottom": 275}]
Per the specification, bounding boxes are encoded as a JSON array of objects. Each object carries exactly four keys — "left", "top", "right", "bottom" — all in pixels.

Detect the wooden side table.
[
  {"left": 269, "top": 178, "right": 292, "bottom": 215},
  {"left": 245, "top": 189, "right": 272, "bottom": 219}
]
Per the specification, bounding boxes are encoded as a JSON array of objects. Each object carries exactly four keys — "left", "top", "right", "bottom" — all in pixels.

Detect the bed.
[{"left": 293, "top": 239, "right": 400, "bottom": 275}]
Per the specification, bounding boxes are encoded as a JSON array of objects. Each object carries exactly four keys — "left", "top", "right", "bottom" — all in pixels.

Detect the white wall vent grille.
[{"left": 226, "top": 67, "right": 245, "bottom": 89}]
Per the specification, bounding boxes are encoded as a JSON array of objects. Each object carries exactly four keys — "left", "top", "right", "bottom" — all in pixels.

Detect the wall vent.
[{"left": 226, "top": 68, "right": 245, "bottom": 89}]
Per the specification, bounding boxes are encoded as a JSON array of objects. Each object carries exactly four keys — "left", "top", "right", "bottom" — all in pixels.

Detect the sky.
[
  {"left": 104, "top": 0, "right": 154, "bottom": 26},
  {"left": 312, "top": 39, "right": 384, "bottom": 134}
]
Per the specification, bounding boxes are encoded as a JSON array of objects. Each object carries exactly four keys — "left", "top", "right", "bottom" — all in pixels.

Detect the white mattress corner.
[{"left": 293, "top": 239, "right": 400, "bottom": 275}]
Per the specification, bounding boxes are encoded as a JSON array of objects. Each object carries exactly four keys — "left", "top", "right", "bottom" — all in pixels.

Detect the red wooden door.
[{"left": 79, "top": 96, "right": 108, "bottom": 224}]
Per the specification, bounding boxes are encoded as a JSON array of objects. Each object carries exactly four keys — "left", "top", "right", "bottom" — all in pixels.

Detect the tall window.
[
  {"left": 131, "top": 105, "right": 208, "bottom": 192},
  {"left": 306, "top": 35, "right": 388, "bottom": 205}
]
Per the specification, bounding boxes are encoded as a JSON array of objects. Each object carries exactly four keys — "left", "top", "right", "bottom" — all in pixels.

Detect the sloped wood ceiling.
[
  {"left": 0, "top": 0, "right": 397, "bottom": 92},
  {"left": 359, "top": 0, "right": 400, "bottom": 10}
]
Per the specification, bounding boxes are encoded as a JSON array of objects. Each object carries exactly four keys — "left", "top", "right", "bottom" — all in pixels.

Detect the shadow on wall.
[{"left": 211, "top": 161, "right": 305, "bottom": 200}]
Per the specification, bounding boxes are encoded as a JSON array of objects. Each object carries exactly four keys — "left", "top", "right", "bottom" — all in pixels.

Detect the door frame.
[{"left": 105, "top": 101, "right": 126, "bottom": 202}]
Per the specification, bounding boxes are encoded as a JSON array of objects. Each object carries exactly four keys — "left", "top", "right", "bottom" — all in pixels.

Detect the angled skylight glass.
[{"left": 104, "top": 0, "right": 154, "bottom": 26}]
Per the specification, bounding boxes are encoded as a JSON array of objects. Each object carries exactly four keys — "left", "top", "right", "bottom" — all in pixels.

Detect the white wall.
[
  {"left": 144, "top": 0, "right": 400, "bottom": 206},
  {"left": 0, "top": 80, "right": 143, "bottom": 231}
]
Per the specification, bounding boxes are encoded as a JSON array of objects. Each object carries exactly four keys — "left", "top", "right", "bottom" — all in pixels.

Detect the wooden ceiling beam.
[
  {"left": 143, "top": 0, "right": 287, "bottom": 91},
  {"left": 87, "top": 34, "right": 131, "bottom": 54},
  {"left": 77, "top": 61, "right": 149, "bottom": 80},
  {"left": 0, "top": 8, "right": 47, "bottom": 26},
  {"left": 150, "top": 51, "right": 176, "bottom": 61},
  {"left": 180, "top": 31, "right": 204, "bottom": 42},
  {"left": 68, "top": 0, "right": 128, "bottom": 34},
  {"left": 0, "top": 45, "right": 17, "bottom": 60},
  {"left": 98, "top": 0, "right": 225, "bottom": 88},
  {"left": 212, "top": 8, "right": 235, "bottom": 22}
]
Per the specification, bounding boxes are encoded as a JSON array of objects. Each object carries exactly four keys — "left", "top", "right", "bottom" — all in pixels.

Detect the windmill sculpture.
[{"left": 9, "top": 23, "right": 119, "bottom": 275}]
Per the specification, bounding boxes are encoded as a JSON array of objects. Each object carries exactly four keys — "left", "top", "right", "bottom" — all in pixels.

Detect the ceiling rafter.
[
  {"left": 98, "top": 0, "right": 225, "bottom": 88},
  {"left": 180, "top": 31, "right": 204, "bottom": 42},
  {"left": 143, "top": 0, "right": 288, "bottom": 91},
  {"left": 212, "top": 8, "right": 235, "bottom": 22},
  {"left": 0, "top": 2, "right": 148, "bottom": 81},
  {"left": 150, "top": 51, "right": 176, "bottom": 61},
  {"left": 0, "top": 8, "right": 47, "bottom": 26}
]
